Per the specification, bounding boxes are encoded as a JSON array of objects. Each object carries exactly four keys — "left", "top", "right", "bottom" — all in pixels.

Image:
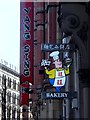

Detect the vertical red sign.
[
  {"left": 20, "top": 2, "right": 34, "bottom": 84},
  {"left": 20, "top": 2, "right": 34, "bottom": 105}
]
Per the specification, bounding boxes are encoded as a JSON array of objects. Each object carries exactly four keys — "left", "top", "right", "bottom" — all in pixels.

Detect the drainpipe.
[
  {"left": 72, "top": 50, "right": 80, "bottom": 118},
  {"left": 62, "top": 35, "right": 71, "bottom": 119},
  {"left": 72, "top": 33, "right": 88, "bottom": 118}
]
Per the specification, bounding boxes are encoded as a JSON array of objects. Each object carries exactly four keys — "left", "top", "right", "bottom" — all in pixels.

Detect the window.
[
  {"left": 2, "top": 74, "right": 6, "bottom": 86},
  {"left": 12, "top": 109, "right": 16, "bottom": 119},
  {"left": 12, "top": 93, "right": 16, "bottom": 104},
  {"left": 8, "top": 77, "right": 11, "bottom": 88},
  {"left": 17, "top": 95, "right": 20, "bottom": 105},
  {"left": 17, "top": 108, "right": 20, "bottom": 120},
  {"left": 0, "top": 75, "right": 2, "bottom": 84},
  {"left": 13, "top": 80, "right": 16, "bottom": 90},
  {"left": 7, "top": 107, "right": 11, "bottom": 119},
  {"left": 7, "top": 92, "right": 11, "bottom": 103},
  {"left": 17, "top": 82, "right": 20, "bottom": 91}
]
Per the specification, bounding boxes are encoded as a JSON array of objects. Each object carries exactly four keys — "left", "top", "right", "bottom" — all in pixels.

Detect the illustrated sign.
[
  {"left": 42, "top": 92, "right": 77, "bottom": 99},
  {"left": 41, "top": 43, "right": 75, "bottom": 52},
  {"left": 41, "top": 51, "right": 72, "bottom": 92},
  {"left": 20, "top": 2, "right": 34, "bottom": 84}
]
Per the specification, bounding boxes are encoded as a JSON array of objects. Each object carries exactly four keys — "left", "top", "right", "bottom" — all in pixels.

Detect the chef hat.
[{"left": 50, "top": 51, "right": 59, "bottom": 61}]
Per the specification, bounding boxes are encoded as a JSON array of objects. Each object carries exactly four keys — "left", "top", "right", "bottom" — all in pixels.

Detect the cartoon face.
[{"left": 54, "top": 59, "right": 62, "bottom": 68}]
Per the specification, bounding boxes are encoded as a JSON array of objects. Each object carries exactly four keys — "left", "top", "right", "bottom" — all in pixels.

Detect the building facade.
[
  {"left": 31, "top": 2, "right": 90, "bottom": 119},
  {"left": 0, "top": 63, "right": 20, "bottom": 119},
  {"left": 20, "top": 1, "right": 90, "bottom": 119}
]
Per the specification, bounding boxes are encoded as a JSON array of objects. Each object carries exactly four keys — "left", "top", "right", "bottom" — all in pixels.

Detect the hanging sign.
[
  {"left": 42, "top": 91, "right": 77, "bottom": 99},
  {"left": 41, "top": 43, "right": 75, "bottom": 52},
  {"left": 20, "top": 2, "right": 34, "bottom": 106},
  {"left": 20, "top": 2, "right": 34, "bottom": 84},
  {"left": 41, "top": 51, "right": 72, "bottom": 92}
]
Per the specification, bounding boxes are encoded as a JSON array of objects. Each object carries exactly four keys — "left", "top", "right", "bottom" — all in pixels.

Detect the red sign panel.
[
  {"left": 20, "top": 2, "right": 34, "bottom": 84},
  {"left": 20, "top": 82, "right": 29, "bottom": 106},
  {"left": 20, "top": 2, "right": 34, "bottom": 106}
]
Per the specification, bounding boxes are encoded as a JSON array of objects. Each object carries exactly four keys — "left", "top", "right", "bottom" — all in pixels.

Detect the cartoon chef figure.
[{"left": 45, "top": 51, "right": 72, "bottom": 92}]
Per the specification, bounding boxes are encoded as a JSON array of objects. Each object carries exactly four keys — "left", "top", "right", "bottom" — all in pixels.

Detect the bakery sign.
[
  {"left": 41, "top": 51, "right": 72, "bottom": 92},
  {"left": 42, "top": 92, "right": 77, "bottom": 99}
]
